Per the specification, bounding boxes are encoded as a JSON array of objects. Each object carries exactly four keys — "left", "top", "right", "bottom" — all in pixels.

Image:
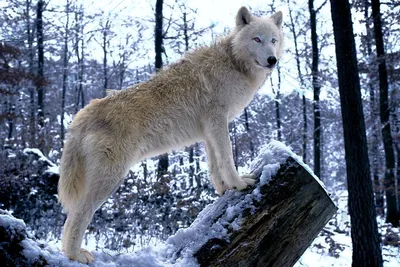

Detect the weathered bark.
[
  {"left": 371, "top": 0, "right": 399, "bottom": 227},
  {"left": 330, "top": 0, "right": 384, "bottom": 265},
  {"left": 194, "top": 157, "right": 336, "bottom": 267}
]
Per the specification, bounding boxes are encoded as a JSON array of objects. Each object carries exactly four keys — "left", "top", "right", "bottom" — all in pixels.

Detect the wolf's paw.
[
  {"left": 229, "top": 174, "right": 256, "bottom": 191},
  {"left": 215, "top": 174, "right": 256, "bottom": 195},
  {"left": 240, "top": 173, "right": 257, "bottom": 186},
  {"left": 80, "top": 248, "right": 94, "bottom": 264},
  {"left": 66, "top": 248, "right": 94, "bottom": 264}
]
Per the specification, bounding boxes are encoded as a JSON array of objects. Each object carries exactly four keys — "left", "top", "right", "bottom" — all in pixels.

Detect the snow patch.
[
  {"left": 23, "top": 148, "right": 57, "bottom": 167},
  {"left": 251, "top": 140, "right": 328, "bottom": 193},
  {"left": 0, "top": 210, "right": 26, "bottom": 229}
]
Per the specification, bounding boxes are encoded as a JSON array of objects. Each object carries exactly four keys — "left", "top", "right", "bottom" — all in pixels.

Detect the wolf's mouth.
[{"left": 255, "top": 60, "right": 275, "bottom": 69}]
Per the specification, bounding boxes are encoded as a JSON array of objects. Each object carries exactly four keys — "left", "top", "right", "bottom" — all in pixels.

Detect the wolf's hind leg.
[
  {"left": 62, "top": 162, "right": 127, "bottom": 264},
  {"left": 62, "top": 205, "right": 95, "bottom": 263}
]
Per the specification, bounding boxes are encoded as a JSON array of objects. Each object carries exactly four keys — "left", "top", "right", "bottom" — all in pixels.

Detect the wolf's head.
[{"left": 232, "top": 7, "right": 284, "bottom": 71}]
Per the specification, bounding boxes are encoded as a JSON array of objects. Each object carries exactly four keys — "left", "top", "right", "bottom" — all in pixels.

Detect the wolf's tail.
[{"left": 58, "top": 137, "right": 85, "bottom": 213}]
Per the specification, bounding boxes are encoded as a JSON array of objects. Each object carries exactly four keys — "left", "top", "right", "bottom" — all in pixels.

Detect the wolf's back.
[{"left": 58, "top": 136, "right": 85, "bottom": 213}]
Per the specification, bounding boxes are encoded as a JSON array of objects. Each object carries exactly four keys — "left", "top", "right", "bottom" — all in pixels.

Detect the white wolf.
[{"left": 58, "top": 6, "right": 284, "bottom": 263}]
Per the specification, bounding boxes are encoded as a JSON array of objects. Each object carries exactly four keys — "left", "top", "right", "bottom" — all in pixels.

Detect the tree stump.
[{"left": 191, "top": 156, "right": 337, "bottom": 267}]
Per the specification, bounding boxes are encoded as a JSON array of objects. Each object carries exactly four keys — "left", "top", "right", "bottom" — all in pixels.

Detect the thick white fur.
[{"left": 58, "top": 7, "right": 284, "bottom": 263}]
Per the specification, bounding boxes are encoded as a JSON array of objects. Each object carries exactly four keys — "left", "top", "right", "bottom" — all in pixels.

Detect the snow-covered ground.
[
  {"left": 296, "top": 190, "right": 400, "bottom": 267},
  {"left": 2, "top": 141, "right": 399, "bottom": 266}
]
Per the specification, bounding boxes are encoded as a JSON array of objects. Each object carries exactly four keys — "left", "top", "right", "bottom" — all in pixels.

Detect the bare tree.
[
  {"left": 371, "top": 0, "right": 399, "bottom": 226},
  {"left": 243, "top": 108, "right": 254, "bottom": 159},
  {"left": 101, "top": 19, "right": 111, "bottom": 97},
  {"left": 155, "top": 0, "right": 169, "bottom": 178},
  {"left": 270, "top": 71, "right": 282, "bottom": 141},
  {"left": 60, "top": 0, "right": 71, "bottom": 148},
  {"left": 330, "top": 0, "right": 383, "bottom": 265},
  {"left": 25, "top": 0, "right": 36, "bottom": 147},
  {"left": 36, "top": 0, "right": 45, "bottom": 139},
  {"left": 358, "top": 0, "right": 384, "bottom": 215},
  {"left": 287, "top": 0, "right": 308, "bottom": 162},
  {"left": 73, "top": 5, "right": 86, "bottom": 111},
  {"left": 309, "top": 0, "right": 321, "bottom": 178}
]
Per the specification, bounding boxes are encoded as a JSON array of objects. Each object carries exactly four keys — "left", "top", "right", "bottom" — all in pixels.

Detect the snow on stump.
[{"left": 167, "top": 141, "right": 338, "bottom": 267}]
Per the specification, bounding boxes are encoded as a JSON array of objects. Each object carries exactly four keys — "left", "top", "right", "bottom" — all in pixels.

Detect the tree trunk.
[
  {"left": 309, "top": 0, "right": 321, "bottom": 178},
  {"left": 393, "top": 109, "right": 400, "bottom": 216},
  {"left": 302, "top": 95, "right": 308, "bottom": 162},
  {"left": 26, "top": 0, "right": 36, "bottom": 147},
  {"left": 36, "top": 0, "right": 45, "bottom": 130},
  {"left": 7, "top": 100, "right": 14, "bottom": 140},
  {"left": 288, "top": 0, "right": 307, "bottom": 163},
  {"left": 371, "top": 0, "right": 398, "bottom": 226},
  {"left": 183, "top": 7, "right": 196, "bottom": 180},
  {"left": 243, "top": 108, "right": 254, "bottom": 159},
  {"left": 395, "top": 112, "right": 400, "bottom": 217},
  {"left": 230, "top": 121, "right": 239, "bottom": 169},
  {"left": 330, "top": 0, "right": 383, "bottom": 265},
  {"left": 193, "top": 156, "right": 337, "bottom": 266},
  {"left": 155, "top": 0, "right": 169, "bottom": 178},
  {"left": 270, "top": 75, "right": 281, "bottom": 141},
  {"left": 60, "top": 0, "right": 70, "bottom": 148},
  {"left": 363, "top": 1, "right": 384, "bottom": 215},
  {"left": 74, "top": 7, "right": 85, "bottom": 112},
  {"left": 155, "top": 0, "right": 163, "bottom": 71},
  {"left": 276, "top": 67, "right": 282, "bottom": 141},
  {"left": 183, "top": 11, "right": 189, "bottom": 53},
  {"left": 102, "top": 20, "right": 110, "bottom": 97}
]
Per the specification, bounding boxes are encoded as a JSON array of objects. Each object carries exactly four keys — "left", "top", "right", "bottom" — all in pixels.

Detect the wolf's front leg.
[{"left": 203, "top": 116, "right": 255, "bottom": 195}]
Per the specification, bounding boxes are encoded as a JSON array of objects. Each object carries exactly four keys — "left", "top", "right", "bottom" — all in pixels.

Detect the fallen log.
[{"left": 167, "top": 141, "right": 338, "bottom": 267}]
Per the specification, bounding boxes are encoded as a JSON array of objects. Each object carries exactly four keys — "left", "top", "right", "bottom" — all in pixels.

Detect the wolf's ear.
[
  {"left": 236, "top": 6, "right": 252, "bottom": 27},
  {"left": 271, "top": 11, "right": 283, "bottom": 28}
]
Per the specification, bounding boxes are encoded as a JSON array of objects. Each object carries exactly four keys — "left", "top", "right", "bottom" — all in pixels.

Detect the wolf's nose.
[{"left": 267, "top": 56, "right": 277, "bottom": 65}]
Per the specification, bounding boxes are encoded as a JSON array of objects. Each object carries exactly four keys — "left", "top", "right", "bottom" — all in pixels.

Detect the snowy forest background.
[{"left": 0, "top": 0, "right": 399, "bottom": 265}]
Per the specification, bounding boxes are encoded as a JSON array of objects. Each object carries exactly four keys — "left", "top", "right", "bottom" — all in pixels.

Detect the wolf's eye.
[
  {"left": 272, "top": 38, "right": 278, "bottom": 44},
  {"left": 253, "top": 37, "right": 261, "bottom": 43}
]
